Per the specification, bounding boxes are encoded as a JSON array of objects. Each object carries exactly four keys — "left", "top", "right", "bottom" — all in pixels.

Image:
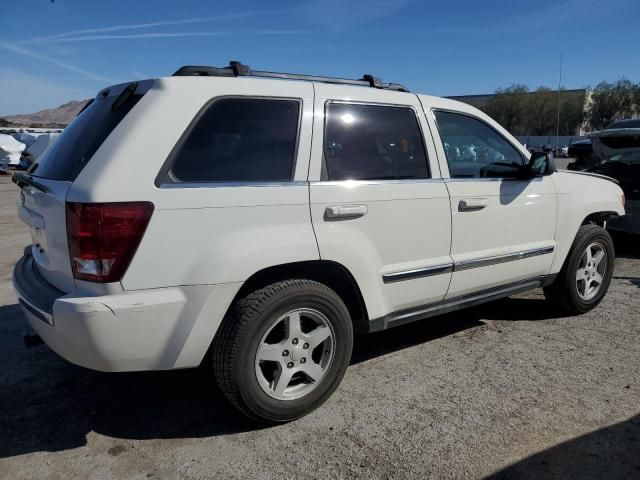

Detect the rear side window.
[
  {"left": 323, "top": 102, "right": 429, "bottom": 181},
  {"left": 30, "top": 82, "right": 148, "bottom": 181},
  {"left": 167, "top": 98, "right": 300, "bottom": 183}
]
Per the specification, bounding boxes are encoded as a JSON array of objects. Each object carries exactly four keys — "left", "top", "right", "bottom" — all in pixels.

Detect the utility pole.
[{"left": 556, "top": 54, "right": 563, "bottom": 156}]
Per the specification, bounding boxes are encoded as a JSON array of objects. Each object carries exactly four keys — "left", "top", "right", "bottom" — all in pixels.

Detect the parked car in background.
[
  {"left": 537, "top": 144, "right": 568, "bottom": 158},
  {"left": 12, "top": 62, "right": 625, "bottom": 423},
  {"left": 587, "top": 120, "right": 640, "bottom": 234},
  {"left": 19, "top": 132, "right": 60, "bottom": 166},
  {"left": 604, "top": 119, "right": 640, "bottom": 130},
  {"left": 567, "top": 138, "right": 594, "bottom": 169},
  {"left": 569, "top": 119, "right": 640, "bottom": 171},
  {"left": 11, "top": 132, "right": 36, "bottom": 147},
  {"left": 0, "top": 159, "right": 29, "bottom": 174},
  {"left": 0, "top": 133, "right": 25, "bottom": 165}
]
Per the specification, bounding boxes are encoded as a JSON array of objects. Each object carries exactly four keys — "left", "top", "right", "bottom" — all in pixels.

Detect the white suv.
[{"left": 12, "top": 62, "right": 625, "bottom": 422}]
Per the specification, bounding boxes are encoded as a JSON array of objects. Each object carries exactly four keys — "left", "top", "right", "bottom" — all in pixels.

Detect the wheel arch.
[
  {"left": 581, "top": 210, "right": 619, "bottom": 227},
  {"left": 231, "top": 260, "right": 370, "bottom": 332},
  {"left": 550, "top": 209, "right": 619, "bottom": 274}
]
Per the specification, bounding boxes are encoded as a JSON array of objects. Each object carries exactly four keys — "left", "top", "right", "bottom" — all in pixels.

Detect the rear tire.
[
  {"left": 213, "top": 279, "right": 353, "bottom": 423},
  {"left": 543, "top": 224, "right": 615, "bottom": 314}
]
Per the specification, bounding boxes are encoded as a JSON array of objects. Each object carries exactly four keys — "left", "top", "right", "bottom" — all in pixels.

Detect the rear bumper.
[
  {"left": 12, "top": 251, "right": 241, "bottom": 372},
  {"left": 13, "top": 251, "right": 62, "bottom": 326}
]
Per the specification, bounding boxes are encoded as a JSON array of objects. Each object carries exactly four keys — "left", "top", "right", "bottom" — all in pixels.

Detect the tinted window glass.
[
  {"left": 434, "top": 111, "right": 525, "bottom": 178},
  {"left": 324, "top": 103, "right": 429, "bottom": 181},
  {"left": 30, "top": 87, "right": 144, "bottom": 181},
  {"left": 169, "top": 98, "right": 299, "bottom": 183}
]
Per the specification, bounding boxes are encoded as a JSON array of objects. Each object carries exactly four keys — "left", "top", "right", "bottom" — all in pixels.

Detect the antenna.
[{"left": 556, "top": 54, "right": 563, "bottom": 156}]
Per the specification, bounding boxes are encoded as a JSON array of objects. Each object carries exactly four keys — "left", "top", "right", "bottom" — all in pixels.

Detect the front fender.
[{"left": 550, "top": 171, "right": 625, "bottom": 273}]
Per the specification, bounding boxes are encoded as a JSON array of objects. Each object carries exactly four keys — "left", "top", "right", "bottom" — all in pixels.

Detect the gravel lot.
[{"left": 0, "top": 175, "right": 638, "bottom": 479}]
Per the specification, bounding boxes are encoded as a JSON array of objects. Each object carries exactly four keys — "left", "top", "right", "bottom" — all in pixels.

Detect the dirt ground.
[{"left": 0, "top": 175, "right": 638, "bottom": 479}]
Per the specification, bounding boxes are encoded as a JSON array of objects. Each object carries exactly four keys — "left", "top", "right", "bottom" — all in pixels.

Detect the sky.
[{"left": 1, "top": 0, "right": 639, "bottom": 115}]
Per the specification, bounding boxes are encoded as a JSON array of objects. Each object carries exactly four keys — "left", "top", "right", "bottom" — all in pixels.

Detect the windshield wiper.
[{"left": 12, "top": 172, "right": 49, "bottom": 193}]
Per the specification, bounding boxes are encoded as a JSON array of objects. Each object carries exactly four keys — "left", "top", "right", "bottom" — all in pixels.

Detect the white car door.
[
  {"left": 424, "top": 101, "right": 557, "bottom": 298},
  {"left": 309, "top": 84, "right": 452, "bottom": 325}
]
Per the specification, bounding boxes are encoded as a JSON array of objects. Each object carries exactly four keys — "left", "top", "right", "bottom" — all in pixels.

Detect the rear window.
[
  {"left": 29, "top": 81, "right": 151, "bottom": 181},
  {"left": 163, "top": 97, "right": 300, "bottom": 184}
]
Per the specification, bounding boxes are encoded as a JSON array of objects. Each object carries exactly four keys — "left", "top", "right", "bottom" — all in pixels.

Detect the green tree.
[
  {"left": 483, "top": 84, "right": 529, "bottom": 134},
  {"left": 587, "top": 79, "right": 636, "bottom": 129},
  {"left": 525, "top": 87, "right": 557, "bottom": 135},
  {"left": 633, "top": 82, "right": 640, "bottom": 115},
  {"left": 558, "top": 89, "right": 586, "bottom": 135}
]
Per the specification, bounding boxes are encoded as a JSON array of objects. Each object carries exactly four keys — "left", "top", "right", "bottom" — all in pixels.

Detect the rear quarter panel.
[{"left": 67, "top": 77, "right": 319, "bottom": 290}]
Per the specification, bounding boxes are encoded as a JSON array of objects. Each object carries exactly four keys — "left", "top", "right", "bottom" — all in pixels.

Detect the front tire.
[
  {"left": 213, "top": 279, "right": 353, "bottom": 423},
  {"left": 544, "top": 224, "right": 615, "bottom": 314}
]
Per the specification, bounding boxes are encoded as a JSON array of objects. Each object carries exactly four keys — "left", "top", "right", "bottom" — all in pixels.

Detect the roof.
[{"left": 606, "top": 119, "right": 640, "bottom": 129}]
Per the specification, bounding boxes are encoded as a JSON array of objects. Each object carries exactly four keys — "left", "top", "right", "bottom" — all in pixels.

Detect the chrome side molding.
[
  {"left": 454, "top": 246, "right": 555, "bottom": 272},
  {"left": 381, "top": 246, "right": 555, "bottom": 283},
  {"left": 382, "top": 264, "right": 454, "bottom": 283}
]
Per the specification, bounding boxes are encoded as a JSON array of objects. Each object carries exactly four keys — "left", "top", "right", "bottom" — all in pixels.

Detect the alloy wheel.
[
  {"left": 254, "top": 308, "right": 335, "bottom": 400},
  {"left": 576, "top": 242, "right": 607, "bottom": 301}
]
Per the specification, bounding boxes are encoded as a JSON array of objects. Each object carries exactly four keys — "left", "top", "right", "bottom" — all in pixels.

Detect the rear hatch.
[{"left": 15, "top": 80, "right": 153, "bottom": 292}]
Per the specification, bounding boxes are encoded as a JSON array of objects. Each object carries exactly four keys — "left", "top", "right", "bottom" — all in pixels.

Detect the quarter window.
[
  {"left": 323, "top": 103, "right": 429, "bottom": 181},
  {"left": 434, "top": 111, "right": 525, "bottom": 179},
  {"left": 168, "top": 98, "right": 300, "bottom": 183}
]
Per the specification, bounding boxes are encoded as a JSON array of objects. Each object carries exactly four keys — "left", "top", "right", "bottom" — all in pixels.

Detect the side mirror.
[{"left": 526, "top": 151, "right": 556, "bottom": 177}]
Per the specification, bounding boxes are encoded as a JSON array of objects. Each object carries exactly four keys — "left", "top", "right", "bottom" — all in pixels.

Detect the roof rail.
[{"left": 172, "top": 61, "right": 410, "bottom": 92}]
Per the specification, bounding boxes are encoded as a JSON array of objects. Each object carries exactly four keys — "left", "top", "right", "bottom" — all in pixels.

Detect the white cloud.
[
  {"left": 0, "top": 42, "right": 115, "bottom": 83},
  {"left": 31, "top": 30, "right": 310, "bottom": 44},
  {"left": 26, "top": 11, "right": 279, "bottom": 43},
  {"left": 0, "top": 67, "right": 93, "bottom": 116}
]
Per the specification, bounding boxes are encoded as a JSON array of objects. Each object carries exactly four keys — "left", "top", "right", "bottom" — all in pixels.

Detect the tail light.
[{"left": 66, "top": 202, "right": 154, "bottom": 283}]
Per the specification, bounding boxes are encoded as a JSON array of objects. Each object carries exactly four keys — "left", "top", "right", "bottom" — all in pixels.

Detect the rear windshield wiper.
[{"left": 12, "top": 172, "right": 49, "bottom": 193}]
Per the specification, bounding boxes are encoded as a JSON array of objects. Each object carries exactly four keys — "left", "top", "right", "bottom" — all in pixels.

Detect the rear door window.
[
  {"left": 29, "top": 81, "right": 150, "bottom": 181},
  {"left": 165, "top": 98, "right": 300, "bottom": 183},
  {"left": 323, "top": 102, "right": 429, "bottom": 181}
]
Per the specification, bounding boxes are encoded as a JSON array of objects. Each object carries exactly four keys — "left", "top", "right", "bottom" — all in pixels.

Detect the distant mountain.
[{"left": 1, "top": 100, "right": 89, "bottom": 127}]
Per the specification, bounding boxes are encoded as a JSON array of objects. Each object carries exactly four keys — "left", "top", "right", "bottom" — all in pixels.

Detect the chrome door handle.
[
  {"left": 324, "top": 204, "right": 368, "bottom": 220},
  {"left": 459, "top": 198, "right": 488, "bottom": 212}
]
